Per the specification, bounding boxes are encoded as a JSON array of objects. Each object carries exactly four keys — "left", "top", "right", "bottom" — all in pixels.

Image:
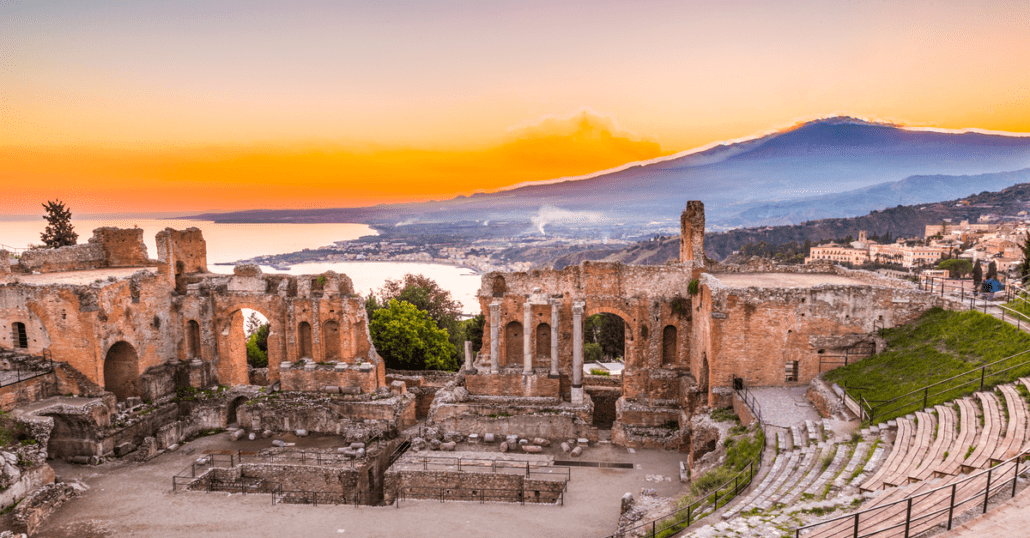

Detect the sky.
[{"left": 2, "top": 0, "right": 1029, "bottom": 214}]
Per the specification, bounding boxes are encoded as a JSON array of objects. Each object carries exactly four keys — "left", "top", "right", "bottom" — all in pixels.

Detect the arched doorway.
[
  {"left": 662, "top": 325, "right": 678, "bottom": 366},
  {"left": 227, "top": 395, "right": 248, "bottom": 426},
  {"left": 104, "top": 341, "right": 140, "bottom": 401},
  {"left": 504, "top": 321, "right": 522, "bottom": 367},
  {"left": 298, "top": 322, "right": 313, "bottom": 359},
  {"left": 535, "top": 323, "right": 551, "bottom": 369},
  {"left": 323, "top": 320, "right": 341, "bottom": 360},
  {"left": 584, "top": 313, "right": 625, "bottom": 363},
  {"left": 186, "top": 320, "right": 201, "bottom": 360}
]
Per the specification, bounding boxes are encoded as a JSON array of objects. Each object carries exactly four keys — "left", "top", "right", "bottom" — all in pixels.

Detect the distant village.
[{"left": 805, "top": 208, "right": 1029, "bottom": 286}]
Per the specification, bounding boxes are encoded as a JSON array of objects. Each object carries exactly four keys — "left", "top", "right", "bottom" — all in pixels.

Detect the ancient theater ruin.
[{"left": 0, "top": 201, "right": 973, "bottom": 535}]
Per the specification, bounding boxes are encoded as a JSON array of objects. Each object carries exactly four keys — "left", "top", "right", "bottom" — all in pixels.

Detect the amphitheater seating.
[
  {"left": 908, "top": 405, "right": 955, "bottom": 482},
  {"left": 938, "top": 398, "right": 980, "bottom": 476},
  {"left": 963, "top": 392, "right": 1003, "bottom": 471},
  {"left": 881, "top": 411, "right": 933, "bottom": 487},
  {"left": 995, "top": 384, "right": 1027, "bottom": 462},
  {"left": 861, "top": 417, "right": 913, "bottom": 492}
]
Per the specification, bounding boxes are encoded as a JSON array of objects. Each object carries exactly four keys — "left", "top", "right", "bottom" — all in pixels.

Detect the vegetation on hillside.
[{"left": 825, "top": 308, "right": 1030, "bottom": 422}]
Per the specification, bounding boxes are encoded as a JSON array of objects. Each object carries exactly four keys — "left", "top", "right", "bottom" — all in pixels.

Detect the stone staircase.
[{"left": 680, "top": 379, "right": 1030, "bottom": 538}]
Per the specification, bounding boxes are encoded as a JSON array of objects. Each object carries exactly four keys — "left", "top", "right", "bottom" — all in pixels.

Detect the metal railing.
[
  {"left": 600, "top": 382, "right": 766, "bottom": 538},
  {"left": 795, "top": 449, "right": 1030, "bottom": 537},
  {"left": 818, "top": 343, "right": 876, "bottom": 374},
  {"left": 854, "top": 347, "right": 1030, "bottom": 424},
  {"left": 0, "top": 349, "right": 54, "bottom": 388},
  {"left": 396, "top": 485, "right": 564, "bottom": 506}
]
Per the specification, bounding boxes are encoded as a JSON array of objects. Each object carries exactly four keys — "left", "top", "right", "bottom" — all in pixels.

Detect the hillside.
[
  {"left": 551, "top": 182, "right": 1030, "bottom": 265},
  {"left": 191, "top": 117, "right": 1030, "bottom": 231}
]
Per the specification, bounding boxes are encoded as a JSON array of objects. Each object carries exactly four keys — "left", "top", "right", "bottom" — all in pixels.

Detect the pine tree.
[
  {"left": 972, "top": 260, "right": 983, "bottom": 292},
  {"left": 1019, "top": 232, "right": 1030, "bottom": 284},
  {"left": 986, "top": 261, "right": 998, "bottom": 282},
  {"left": 40, "top": 200, "right": 78, "bottom": 248}
]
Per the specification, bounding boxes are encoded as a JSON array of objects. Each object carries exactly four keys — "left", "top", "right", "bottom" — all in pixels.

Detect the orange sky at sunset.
[{"left": 2, "top": 1, "right": 1029, "bottom": 214}]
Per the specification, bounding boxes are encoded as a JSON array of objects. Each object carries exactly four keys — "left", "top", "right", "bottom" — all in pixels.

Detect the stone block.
[
  {"left": 560, "top": 442, "right": 571, "bottom": 453},
  {"left": 522, "top": 445, "right": 542, "bottom": 453},
  {"left": 570, "top": 446, "right": 583, "bottom": 457},
  {"left": 229, "top": 430, "right": 246, "bottom": 441},
  {"left": 532, "top": 438, "right": 550, "bottom": 447},
  {"left": 577, "top": 438, "right": 589, "bottom": 446},
  {"left": 499, "top": 441, "right": 509, "bottom": 453},
  {"left": 483, "top": 433, "right": 495, "bottom": 443},
  {"left": 324, "top": 386, "right": 340, "bottom": 394},
  {"left": 467, "top": 434, "right": 480, "bottom": 443},
  {"left": 296, "top": 429, "right": 308, "bottom": 437}
]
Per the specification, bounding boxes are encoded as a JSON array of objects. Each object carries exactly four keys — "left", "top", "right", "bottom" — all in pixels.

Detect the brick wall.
[{"left": 465, "top": 372, "right": 560, "bottom": 398}]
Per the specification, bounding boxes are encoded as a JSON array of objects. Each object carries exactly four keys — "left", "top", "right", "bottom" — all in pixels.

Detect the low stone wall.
[
  {"left": 732, "top": 391, "right": 756, "bottom": 426},
  {"left": 9, "top": 481, "right": 76, "bottom": 535},
  {"left": 465, "top": 372, "right": 560, "bottom": 398},
  {"left": 280, "top": 364, "right": 380, "bottom": 394},
  {"left": 237, "top": 394, "right": 414, "bottom": 436},
  {"left": 17, "top": 243, "right": 105, "bottom": 273},
  {"left": 0, "top": 250, "right": 10, "bottom": 276},
  {"left": 0, "top": 372, "right": 58, "bottom": 411},
  {"left": 0, "top": 464, "right": 55, "bottom": 514},
  {"left": 430, "top": 399, "right": 595, "bottom": 442},
  {"left": 383, "top": 470, "right": 564, "bottom": 505},
  {"left": 239, "top": 463, "right": 360, "bottom": 492}
]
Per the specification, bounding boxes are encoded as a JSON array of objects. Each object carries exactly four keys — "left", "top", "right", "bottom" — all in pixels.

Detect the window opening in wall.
[
  {"left": 243, "top": 309, "right": 270, "bottom": 368},
  {"left": 187, "top": 320, "right": 201, "bottom": 360},
  {"left": 298, "top": 321, "right": 313, "bottom": 359},
  {"left": 504, "top": 321, "right": 523, "bottom": 366},
  {"left": 535, "top": 323, "right": 551, "bottom": 366},
  {"left": 12, "top": 322, "right": 28, "bottom": 349},
  {"left": 785, "top": 360, "right": 799, "bottom": 382},
  {"left": 323, "top": 320, "right": 341, "bottom": 360},
  {"left": 662, "top": 325, "right": 677, "bottom": 365}
]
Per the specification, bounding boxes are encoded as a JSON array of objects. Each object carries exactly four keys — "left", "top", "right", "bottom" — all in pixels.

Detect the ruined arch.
[
  {"left": 492, "top": 276, "right": 507, "bottom": 297},
  {"left": 104, "top": 341, "right": 140, "bottom": 401},
  {"left": 504, "top": 321, "right": 522, "bottom": 367},
  {"left": 583, "top": 307, "right": 631, "bottom": 364},
  {"left": 662, "top": 325, "right": 677, "bottom": 366},
  {"left": 323, "top": 320, "right": 341, "bottom": 360},
  {"left": 186, "top": 320, "right": 201, "bottom": 360},
  {"left": 298, "top": 321, "right": 313, "bottom": 358},
  {"left": 219, "top": 306, "right": 277, "bottom": 387},
  {"left": 227, "top": 395, "right": 248, "bottom": 426}
]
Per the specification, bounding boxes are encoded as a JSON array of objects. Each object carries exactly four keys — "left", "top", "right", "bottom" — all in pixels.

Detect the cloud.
[{"left": 530, "top": 204, "right": 604, "bottom": 235}]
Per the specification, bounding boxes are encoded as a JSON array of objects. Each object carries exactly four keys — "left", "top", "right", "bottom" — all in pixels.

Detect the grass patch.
[
  {"left": 711, "top": 406, "right": 740, "bottom": 424},
  {"left": 825, "top": 308, "right": 1030, "bottom": 423},
  {"left": 588, "top": 368, "right": 610, "bottom": 376}
]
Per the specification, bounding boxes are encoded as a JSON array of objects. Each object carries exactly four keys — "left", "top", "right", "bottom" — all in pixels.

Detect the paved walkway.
[{"left": 746, "top": 386, "right": 821, "bottom": 429}]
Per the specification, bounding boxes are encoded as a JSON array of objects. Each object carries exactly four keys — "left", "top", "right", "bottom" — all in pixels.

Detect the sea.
[{"left": 0, "top": 217, "right": 484, "bottom": 314}]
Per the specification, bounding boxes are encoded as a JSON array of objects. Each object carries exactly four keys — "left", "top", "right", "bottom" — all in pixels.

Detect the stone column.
[
  {"left": 572, "top": 301, "right": 585, "bottom": 404},
  {"left": 549, "top": 299, "right": 560, "bottom": 376},
  {"left": 523, "top": 301, "right": 533, "bottom": 374},
  {"left": 489, "top": 300, "right": 501, "bottom": 374},
  {"left": 464, "top": 341, "right": 476, "bottom": 373}
]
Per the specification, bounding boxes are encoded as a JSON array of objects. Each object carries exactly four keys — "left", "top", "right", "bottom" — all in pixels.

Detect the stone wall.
[
  {"left": 383, "top": 470, "right": 564, "bottom": 505},
  {"left": 0, "top": 372, "right": 58, "bottom": 411},
  {"left": 280, "top": 364, "right": 380, "bottom": 394},
  {"left": 239, "top": 463, "right": 360, "bottom": 492},
  {"left": 0, "top": 465, "right": 56, "bottom": 515},
  {"left": 465, "top": 372, "right": 560, "bottom": 398},
  {"left": 9, "top": 481, "right": 77, "bottom": 535},
  {"left": 17, "top": 243, "right": 105, "bottom": 273},
  {"left": 0, "top": 251, "right": 10, "bottom": 276},
  {"left": 89, "top": 227, "right": 149, "bottom": 267}
]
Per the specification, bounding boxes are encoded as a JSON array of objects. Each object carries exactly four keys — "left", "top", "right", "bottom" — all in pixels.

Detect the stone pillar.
[
  {"left": 572, "top": 301, "right": 585, "bottom": 404},
  {"left": 680, "top": 200, "right": 706, "bottom": 271},
  {"left": 464, "top": 341, "right": 476, "bottom": 374},
  {"left": 489, "top": 300, "right": 501, "bottom": 374},
  {"left": 549, "top": 299, "right": 560, "bottom": 377},
  {"left": 523, "top": 301, "right": 533, "bottom": 374}
]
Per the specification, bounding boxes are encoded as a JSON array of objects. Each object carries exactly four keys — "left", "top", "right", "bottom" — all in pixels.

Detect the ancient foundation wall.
[
  {"left": 383, "top": 470, "right": 564, "bottom": 505},
  {"left": 430, "top": 401, "right": 594, "bottom": 441},
  {"left": 280, "top": 364, "right": 380, "bottom": 394},
  {"left": 465, "top": 372, "right": 560, "bottom": 398},
  {"left": 0, "top": 465, "right": 56, "bottom": 514},
  {"left": 17, "top": 243, "right": 105, "bottom": 273},
  {"left": 0, "top": 373, "right": 58, "bottom": 411},
  {"left": 89, "top": 227, "right": 150, "bottom": 267}
]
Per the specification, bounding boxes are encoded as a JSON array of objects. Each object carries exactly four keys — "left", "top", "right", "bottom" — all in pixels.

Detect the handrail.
[
  {"left": 857, "top": 344, "right": 1030, "bottom": 423},
  {"left": 794, "top": 447, "right": 1030, "bottom": 537},
  {"left": 602, "top": 382, "right": 766, "bottom": 538}
]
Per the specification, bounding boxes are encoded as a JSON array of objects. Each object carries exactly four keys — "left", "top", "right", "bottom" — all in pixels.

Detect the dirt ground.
[{"left": 32, "top": 432, "right": 689, "bottom": 538}]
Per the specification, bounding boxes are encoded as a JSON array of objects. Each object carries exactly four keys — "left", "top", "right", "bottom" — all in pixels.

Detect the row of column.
[{"left": 486, "top": 299, "right": 585, "bottom": 404}]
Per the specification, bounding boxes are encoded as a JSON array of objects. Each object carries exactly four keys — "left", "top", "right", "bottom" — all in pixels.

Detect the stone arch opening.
[
  {"left": 662, "top": 325, "right": 678, "bottom": 366},
  {"left": 298, "top": 321, "right": 313, "bottom": 359},
  {"left": 504, "top": 321, "right": 523, "bottom": 367},
  {"left": 186, "top": 320, "right": 201, "bottom": 360},
  {"left": 492, "top": 276, "right": 507, "bottom": 297},
  {"left": 104, "top": 341, "right": 140, "bottom": 401},
  {"left": 323, "top": 320, "right": 341, "bottom": 360},
  {"left": 227, "top": 395, "right": 248, "bottom": 426},
  {"left": 222, "top": 308, "right": 275, "bottom": 387},
  {"left": 535, "top": 323, "right": 551, "bottom": 368},
  {"left": 584, "top": 312, "right": 626, "bottom": 363},
  {"left": 11, "top": 322, "right": 28, "bottom": 349}
]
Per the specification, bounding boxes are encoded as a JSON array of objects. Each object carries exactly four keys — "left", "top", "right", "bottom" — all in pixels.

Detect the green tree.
[
  {"left": 937, "top": 259, "right": 972, "bottom": 279},
  {"left": 584, "top": 342, "right": 603, "bottom": 363},
  {"left": 40, "top": 200, "right": 78, "bottom": 248},
  {"left": 972, "top": 260, "right": 983, "bottom": 291},
  {"left": 368, "top": 274, "right": 466, "bottom": 363},
  {"left": 585, "top": 313, "right": 625, "bottom": 361},
  {"left": 246, "top": 324, "right": 269, "bottom": 368},
  {"left": 370, "top": 299, "right": 457, "bottom": 371},
  {"left": 463, "top": 314, "right": 485, "bottom": 356}
]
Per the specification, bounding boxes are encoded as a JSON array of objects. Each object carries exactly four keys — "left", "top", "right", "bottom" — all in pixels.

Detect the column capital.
[{"left": 572, "top": 301, "right": 585, "bottom": 316}]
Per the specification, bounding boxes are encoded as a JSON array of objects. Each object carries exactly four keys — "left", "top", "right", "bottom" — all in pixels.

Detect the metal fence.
[
  {"left": 795, "top": 449, "right": 1030, "bottom": 537},
  {"left": 396, "top": 485, "right": 564, "bottom": 506},
  {"left": 0, "top": 349, "right": 54, "bottom": 388}
]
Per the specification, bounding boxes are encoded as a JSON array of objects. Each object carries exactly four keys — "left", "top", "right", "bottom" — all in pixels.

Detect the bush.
[{"left": 584, "top": 342, "right": 603, "bottom": 363}]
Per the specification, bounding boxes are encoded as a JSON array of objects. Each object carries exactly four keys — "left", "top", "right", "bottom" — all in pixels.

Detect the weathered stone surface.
[
  {"left": 522, "top": 445, "right": 542, "bottom": 453},
  {"left": 570, "top": 446, "right": 583, "bottom": 457},
  {"left": 560, "top": 442, "right": 571, "bottom": 453}
]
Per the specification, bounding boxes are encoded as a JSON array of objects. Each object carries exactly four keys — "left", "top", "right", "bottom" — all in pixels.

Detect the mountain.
[{"left": 192, "top": 117, "right": 1030, "bottom": 229}]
